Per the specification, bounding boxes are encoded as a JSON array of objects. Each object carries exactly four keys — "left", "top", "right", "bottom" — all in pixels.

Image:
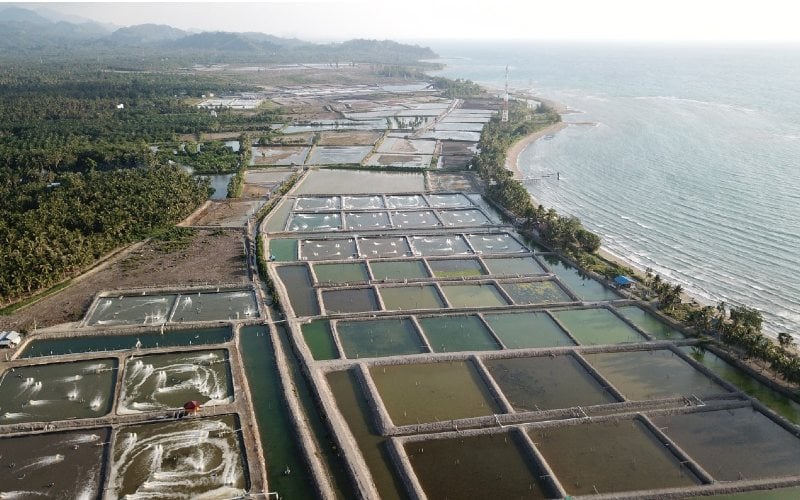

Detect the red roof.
[{"left": 183, "top": 401, "right": 202, "bottom": 410}]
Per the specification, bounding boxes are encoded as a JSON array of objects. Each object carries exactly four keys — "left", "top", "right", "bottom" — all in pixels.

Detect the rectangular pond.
[
  {"left": 295, "top": 196, "right": 340, "bottom": 211},
  {"left": 409, "top": 235, "right": 471, "bottom": 256},
  {"left": 370, "top": 360, "right": 501, "bottom": 425},
  {"left": 307, "top": 145, "right": 372, "bottom": 165},
  {"left": 359, "top": 236, "right": 411, "bottom": 258},
  {"left": 19, "top": 327, "right": 232, "bottom": 358},
  {"left": 427, "top": 193, "right": 473, "bottom": 208},
  {"left": 385, "top": 195, "right": 428, "bottom": 209},
  {"left": 583, "top": 349, "right": 729, "bottom": 401},
  {"left": 0, "top": 359, "right": 117, "bottom": 423},
  {"left": 486, "top": 355, "right": 617, "bottom": 411},
  {"left": 288, "top": 212, "right": 342, "bottom": 232},
  {"left": 417, "top": 315, "right": 501, "bottom": 353},
  {"left": 440, "top": 283, "right": 509, "bottom": 308},
  {"left": 483, "top": 312, "right": 576, "bottom": 349},
  {"left": 313, "top": 262, "right": 370, "bottom": 284},
  {"left": 302, "top": 320, "right": 339, "bottom": 360},
  {"left": 390, "top": 210, "right": 440, "bottom": 229},
  {"left": 467, "top": 233, "right": 528, "bottom": 254},
  {"left": 0, "top": 428, "right": 110, "bottom": 499},
  {"left": 295, "top": 170, "right": 424, "bottom": 195},
  {"left": 276, "top": 265, "right": 320, "bottom": 317},
  {"left": 437, "top": 208, "right": 491, "bottom": 227},
  {"left": 343, "top": 195, "right": 385, "bottom": 210},
  {"left": 379, "top": 285, "right": 445, "bottom": 311},
  {"left": 170, "top": 290, "right": 258, "bottom": 322},
  {"left": 427, "top": 258, "right": 486, "bottom": 278},
  {"left": 541, "top": 255, "right": 620, "bottom": 301},
  {"left": 501, "top": 281, "right": 572, "bottom": 305},
  {"left": 484, "top": 257, "right": 546, "bottom": 276},
  {"left": 370, "top": 260, "right": 429, "bottom": 280},
  {"left": 109, "top": 415, "right": 248, "bottom": 498},
  {"left": 269, "top": 238, "right": 298, "bottom": 261},
  {"left": 87, "top": 294, "right": 177, "bottom": 326},
  {"left": 530, "top": 418, "right": 700, "bottom": 495},
  {"left": 337, "top": 318, "right": 426, "bottom": 358},
  {"left": 651, "top": 407, "right": 800, "bottom": 481},
  {"left": 300, "top": 238, "right": 357, "bottom": 260},
  {"left": 345, "top": 211, "right": 392, "bottom": 230},
  {"left": 616, "top": 305, "right": 686, "bottom": 340},
  {"left": 322, "top": 288, "right": 380, "bottom": 314},
  {"left": 405, "top": 432, "right": 554, "bottom": 500},
  {"left": 552, "top": 308, "right": 648, "bottom": 345},
  {"left": 119, "top": 349, "right": 233, "bottom": 413}
]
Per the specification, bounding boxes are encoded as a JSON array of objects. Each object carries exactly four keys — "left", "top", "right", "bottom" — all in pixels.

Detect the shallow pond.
[
  {"left": 483, "top": 312, "right": 575, "bottom": 349},
  {"left": 437, "top": 208, "right": 491, "bottom": 227},
  {"left": 379, "top": 285, "right": 445, "bottom": 311},
  {"left": 345, "top": 211, "right": 391, "bottom": 230},
  {"left": 617, "top": 305, "right": 686, "bottom": 340},
  {"left": 313, "top": 262, "right": 370, "bottom": 284},
  {"left": 87, "top": 294, "right": 177, "bottom": 326},
  {"left": 486, "top": 355, "right": 617, "bottom": 411},
  {"left": 440, "top": 283, "right": 509, "bottom": 308},
  {"left": 359, "top": 236, "right": 411, "bottom": 258},
  {"left": 501, "top": 281, "right": 571, "bottom": 305},
  {"left": 300, "top": 238, "right": 357, "bottom": 260},
  {"left": 584, "top": 349, "right": 729, "bottom": 400},
  {"left": 651, "top": 407, "right": 800, "bottom": 481},
  {"left": 369, "top": 260, "right": 429, "bottom": 280},
  {"left": 276, "top": 265, "right": 319, "bottom": 316},
  {"left": 467, "top": 233, "right": 528, "bottom": 254},
  {"left": 542, "top": 255, "right": 620, "bottom": 301},
  {"left": 296, "top": 170, "right": 424, "bottom": 195},
  {"left": 322, "top": 288, "right": 380, "bottom": 314},
  {"left": 483, "top": 257, "right": 546, "bottom": 276},
  {"left": 370, "top": 361, "right": 500, "bottom": 425},
  {"left": 553, "top": 308, "right": 648, "bottom": 345},
  {"left": 337, "top": 318, "right": 426, "bottom": 358},
  {"left": 531, "top": 418, "right": 700, "bottom": 495},
  {"left": 418, "top": 315, "right": 500, "bottom": 353},
  {"left": 171, "top": 290, "right": 258, "bottom": 322},
  {"left": 427, "top": 258, "right": 486, "bottom": 278},
  {"left": 269, "top": 238, "right": 298, "bottom": 261},
  {"left": 406, "top": 431, "right": 554, "bottom": 499},
  {"left": 301, "top": 320, "right": 339, "bottom": 360},
  {"left": 410, "top": 235, "right": 471, "bottom": 256},
  {"left": 390, "top": 210, "right": 440, "bottom": 229},
  {"left": 288, "top": 212, "right": 342, "bottom": 232}
]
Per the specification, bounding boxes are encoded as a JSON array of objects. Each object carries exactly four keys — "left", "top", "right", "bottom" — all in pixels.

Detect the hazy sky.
[{"left": 16, "top": 1, "right": 800, "bottom": 43}]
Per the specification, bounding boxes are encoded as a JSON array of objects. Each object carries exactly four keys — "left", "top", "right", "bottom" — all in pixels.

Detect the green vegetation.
[
  {"left": 157, "top": 141, "right": 240, "bottom": 174},
  {"left": 430, "top": 77, "right": 483, "bottom": 98},
  {"left": 0, "top": 165, "right": 208, "bottom": 304}
]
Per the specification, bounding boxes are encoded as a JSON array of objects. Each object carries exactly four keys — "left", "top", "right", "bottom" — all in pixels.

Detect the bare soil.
[
  {"left": 429, "top": 171, "right": 485, "bottom": 192},
  {"left": 190, "top": 200, "right": 262, "bottom": 226},
  {"left": 0, "top": 230, "right": 248, "bottom": 331},
  {"left": 318, "top": 130, "right": 382, "bottom": 146}
]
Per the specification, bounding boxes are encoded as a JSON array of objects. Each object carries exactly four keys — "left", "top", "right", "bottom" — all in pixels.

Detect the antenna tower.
[{"left": 501, "top": 65, "right": 509, "bottom": 123}]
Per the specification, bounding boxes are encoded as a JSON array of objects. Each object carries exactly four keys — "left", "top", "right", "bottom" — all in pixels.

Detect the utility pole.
[{"left": 502, "top": 65, "right": 509, "bottom": 123}]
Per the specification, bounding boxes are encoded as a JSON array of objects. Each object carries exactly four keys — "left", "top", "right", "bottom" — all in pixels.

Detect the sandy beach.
[{"left": 504, "top": 121, "right": 567, "bottom": 180}]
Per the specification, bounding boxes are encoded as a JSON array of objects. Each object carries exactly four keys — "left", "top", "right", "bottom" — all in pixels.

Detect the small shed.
[
  {"left": 183, "top": 400, "right": 202, "bottom": 414},
  {"left": 0, "top": 330, "right": 22, "bottom": 348},
  {"left": 613, "top": 275, "right": 634, "bottom": 289}
]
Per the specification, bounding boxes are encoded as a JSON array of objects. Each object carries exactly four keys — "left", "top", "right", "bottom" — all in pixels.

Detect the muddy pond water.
[
  {"left": 440, "top": 283, "right": 509, "bottom": 308},
  {"left": 322, "top": 288, "right": 381, "bottom": 314},
  {"left": 418, "top": 315, "right": 500, "bottom": 352},
  {"left": 552, "top": 308, "right": 647, "bottom": 345},
  {"left": 0, "top": 359, "right": 117, "bottom": 423},
  {"left": 427, "top": 258, "right": 486, "bottom": 278},
  {"left": 313, "top": 262, "right": 370, "bottom": 284},
  {"left": 0, "top": 428, "right": 110, "bottom": 499},
  {"left": 379, "top": 285, "right": 445, "bottom": 311},
  {"left": 369, "top": 260, "right": 429, "bottom": 280},
  {"left": 617, "top": 305, "right": 686, "bottom": 340},
  {"left": 276, "top": 265, "right": 319, "bottom": 316},
  {"left": 337, "top": 318, "right": 426, "bottom": 358},
  {"left": 483, "top": 312, "right": 575, "bottom": 349}
]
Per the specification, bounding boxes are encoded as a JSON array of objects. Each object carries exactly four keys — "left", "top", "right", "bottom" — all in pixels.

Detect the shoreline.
[{"left": 504, "top": 121, "right": 567, "bottom": 181}]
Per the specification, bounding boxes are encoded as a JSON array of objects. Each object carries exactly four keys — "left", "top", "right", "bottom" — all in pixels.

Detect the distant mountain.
[
  {"left": 0, "top": 6, "right": 51, "bottom": 24},
  {"left": 110, "top": 24, "right": 188, "bottom": 45},
  {"left": 0, "top": 7, "right": 437, "bottom": 66}
]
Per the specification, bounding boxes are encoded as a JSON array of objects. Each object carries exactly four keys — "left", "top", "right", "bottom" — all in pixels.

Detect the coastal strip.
[{"left": 504, "top": 121, "right": 567, "bottom": 180}]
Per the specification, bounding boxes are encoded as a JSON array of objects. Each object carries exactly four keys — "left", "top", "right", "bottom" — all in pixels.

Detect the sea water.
[{"left": 429, "top": 41, "right": 800, "bottom": 338}]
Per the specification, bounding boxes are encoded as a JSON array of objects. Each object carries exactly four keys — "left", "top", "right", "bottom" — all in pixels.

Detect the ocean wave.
[{"left": 632, "top": 95, "right": 756, "bottom": 114}]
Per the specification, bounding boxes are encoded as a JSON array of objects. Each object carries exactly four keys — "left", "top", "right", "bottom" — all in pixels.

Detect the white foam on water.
[{"left": 16, "top": 453, "right": 64, "bottom": 473}]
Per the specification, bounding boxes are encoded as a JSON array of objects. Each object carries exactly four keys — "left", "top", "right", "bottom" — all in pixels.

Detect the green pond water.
[
  {"left": 483, "top": 312, "right": 575, "bottom": 349},
  {"left": 651, "top": 407, "right": 800, "bottom": 481},
  {"left": 406, "top": 431, "right": 553, "bottom": 499},
  {"left": 542, "top": 255, "right": 620, "bottom": 301},
  {"left": 531, "top": 418, "right": 700, "bottom": 495},
  {"left": 327, "top": 370, "right": 407, "bottom": 500},
  {"left": 337, "top": 318, "right": 426, "bottom": 358},
  {"left": 584, "top": 350, "right": 729, "bottom": 401},
  {"left": 301, "top": 320, "right": 339, "bottom": 360},
  {"left": 0, "top": 428, "right": 110, "bottom": 499},
  {"left": 269, "top": 238, "right": 298, "bottom": 261},
  {"left": 276, "top": 265, "right": 320, "bottom": 317},
  {"left": 427, "top": 258, "right": 486, "bottom": 278},
  {"left": 379, "top": 285, "right": 445, "bottom": 311},
  {"left": 239, "top": 325, "right": 319, "bottom": 499},
  {"left": 20, "top": 327, "right": 232, "bottom": 358},
  {"left": 553, "top": 308, "right": 647, "bottom": 345},
  {"left": 119, "top": 350, "right": 233, "bottom": 412},
  {"left": 440, "top": 283, "right": 508, "bottom": 308},
  {"left": 369, "top": 260, "right": 429, "bottom": 280},
  {"left": 370, "top": 361, "right": 501, "bottom": 425},
  {"left": 0, "top": 359, "right": 117, "bottom": 423},
  {"left": 322, "top": 288, "right": 380, "bottom": 313},
  {"left": 300, "top": 238, "right": 357, "bottom": 260},
  {"left": 483, "top": 257, "right": 546, "bottom": 276},
  {"left": 501, "top": 280, "right": 571, "bottom": 305},
  {"left": 313, "top": 262, "right": 370, "bottom": 284},
  {"left": 418, "top": 315, "right": 500, "bottom": 353},
  {"left": 617, "top": 305, "right": 686, "bottom": 340},
  {"left": 486, "top": 355, "right": 617, "bottom": 411},
  {"left": 682, "top": 346, "right": 800, "bottom": 424}
]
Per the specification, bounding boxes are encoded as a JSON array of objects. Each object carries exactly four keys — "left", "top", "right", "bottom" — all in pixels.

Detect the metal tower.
[{"left": 501, "top": 65, "right": 509, "bottom": 123}]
